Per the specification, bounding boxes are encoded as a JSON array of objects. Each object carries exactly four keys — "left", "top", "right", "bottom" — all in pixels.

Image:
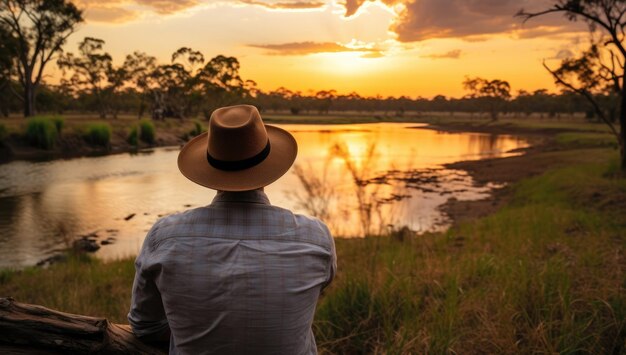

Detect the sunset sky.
[{"left": 60, "top": 0, "right": 590, "bottom": 98}]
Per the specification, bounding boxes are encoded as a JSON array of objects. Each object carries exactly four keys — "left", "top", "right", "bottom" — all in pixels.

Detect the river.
[{"left": 0, "top": 123, "right": 528, "bottom": 268}]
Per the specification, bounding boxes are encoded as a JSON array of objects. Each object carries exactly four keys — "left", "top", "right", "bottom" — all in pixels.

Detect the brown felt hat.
[{"left": 178, "top": 105, "right": 297, "bottom": 191}]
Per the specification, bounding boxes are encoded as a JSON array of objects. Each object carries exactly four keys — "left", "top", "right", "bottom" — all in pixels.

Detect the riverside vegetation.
[{"left": 0, "top": 119, "right": 624, "bottom": 353}]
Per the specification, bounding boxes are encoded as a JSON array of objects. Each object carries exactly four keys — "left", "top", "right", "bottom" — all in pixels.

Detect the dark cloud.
[
  {"left": 422, "top": 49, "right": 462, "bottom": 59},
  {"left": 239, "top": 0, "right": 326, "bottom": 10},
  {"left": 249, "top": 41, "right": 379, "bottom": 55},
  {"left": 340, "top": 0, "right": 586, "bottom": 42}
]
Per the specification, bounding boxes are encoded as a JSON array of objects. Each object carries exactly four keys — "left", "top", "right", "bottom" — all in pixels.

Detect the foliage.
[
  {"left": 57, "top": 37, "right": 127, "bottom": 119},
  {"left": 518, "top": 0, "right": 626, "bottom": 171},
  {"left": 138, "top": 119, "right": 155, "bottom": 144},
  {"left": 0, "top": 0, "right": 83, "bottom": 116},
  {"left": 463, "top": 77, "right": 511, "bottom": 121},
  {"left": 128, "top": 119, "right": 156, "bottom": 145},
  {"left": 84, "top": 123, "right": 111, "bottom": 147},
  {"left": 51, "top": 116, "right": 64, "bottom": 133},
  {"left": 25, "top": 116, "right": 58, "bottom": 149},
  {"left": 189, "top": 120, "right": 205, "bottom": 137},
  {"left": 127, "top": 126, "right": 138, "bottom": 146}
]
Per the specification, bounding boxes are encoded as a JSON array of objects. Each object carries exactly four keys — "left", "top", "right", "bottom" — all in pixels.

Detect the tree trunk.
[
  {"left": 23, "top": 82, "right": 35, "bottom": 117},
  {"left": 0, "top": 297, "right": 166, "bottom": 354},
  {"left": 617, "top": 81, "right": 626, "bottom": 173}
]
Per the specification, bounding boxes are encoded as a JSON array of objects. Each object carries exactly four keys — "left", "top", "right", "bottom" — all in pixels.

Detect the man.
[{"left": 128, "top": 105, "right": 336, "bottom": 354}]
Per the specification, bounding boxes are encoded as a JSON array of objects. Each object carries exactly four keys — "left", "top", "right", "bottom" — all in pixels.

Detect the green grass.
[
  {"left": 555, "top": 132, "right": 618, "bottom": 148},
  {"left": 84, "top": 123, "right": 112, "bottom": 148},
  {"left": 25, "top": 116, "right": 59, "bottom": 149},
  {"left": 0, "top": 126, "right": 624, "bottom": 353},
  {"left": 139, "top": 119, "right": 156, "bottom": 144},
  {"left": 128, "top": 119, "right": 156, "bottom": 146},
  {"left": 190, "top": 120, "right": 206, "bottom": 137}
]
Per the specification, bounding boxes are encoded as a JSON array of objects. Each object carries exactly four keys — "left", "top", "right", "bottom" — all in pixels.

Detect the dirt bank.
[
  {"left": 0, "top": 130, "right": 184, "bottom": 164},
  {"left": 438, "top": 125, "right": 611, "bottom": 225}
]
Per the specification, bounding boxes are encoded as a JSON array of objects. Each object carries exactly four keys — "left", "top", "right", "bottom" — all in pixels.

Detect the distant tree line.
[{"left": 0, "top": 0, "right": 613, "bottom": 123}]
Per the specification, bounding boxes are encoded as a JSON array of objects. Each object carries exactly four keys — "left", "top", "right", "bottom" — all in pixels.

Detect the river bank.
[
  {"left": 0, "top": 117, "right": 624, "bottom": 353},
  {"left": 0, "top": 113, "right": 612, "bottom": 164}
]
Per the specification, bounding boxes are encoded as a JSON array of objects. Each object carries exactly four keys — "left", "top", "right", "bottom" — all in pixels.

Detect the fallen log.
[{"left": 0, "top": 297, "right": 166, "bottom": 354}]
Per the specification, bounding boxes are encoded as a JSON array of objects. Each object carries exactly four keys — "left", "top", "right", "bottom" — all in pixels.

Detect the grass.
[
  {"left": 25, "top": 116, "right": 59, "bottom": 149},
  {"left": 128, "top": 119, "right": 156, "bottom": 146},
  {"left": 84, "top": 123, "right": 112, "bottom": 148},
  {"left": 0, "top": 147, "right": 623, "bottom": 353}
]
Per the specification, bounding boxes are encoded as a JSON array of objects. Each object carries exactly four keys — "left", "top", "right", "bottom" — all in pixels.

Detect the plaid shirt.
[{"left": 128, "top": 190, "right": 336, "bottom": 355}]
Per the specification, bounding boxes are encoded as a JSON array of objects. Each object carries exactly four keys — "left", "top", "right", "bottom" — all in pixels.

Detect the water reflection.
[{"left": 0, "top": 123, "right": 528, "bottom": 268}]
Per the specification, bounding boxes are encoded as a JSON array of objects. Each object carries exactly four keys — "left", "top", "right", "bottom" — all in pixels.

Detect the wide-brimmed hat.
[{"left": 178, "top": 105, "right": 297, "bottom": 191}]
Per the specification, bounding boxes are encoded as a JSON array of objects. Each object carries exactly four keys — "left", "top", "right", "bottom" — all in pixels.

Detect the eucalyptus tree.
[
  {"left": 462, "top": 77, "right": 511, "bottom": 121},
  {"left": 198, "top": 55, "right": 244, "bottom": 116},
  {"left": 57, "top": 37, "right": 125, "bottom": 118},
  {"left": 518, "top": 0, "right": 626, "bottom": 171},
  {"left": 0, "top": 0, "right": 83, "bottom": 116},
  {"left": 123, "top": 51, "right": 157, "bottom": 118}
]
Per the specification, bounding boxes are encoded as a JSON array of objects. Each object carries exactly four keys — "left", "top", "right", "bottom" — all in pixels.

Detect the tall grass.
[
  {"left": 84, "top": 123, "right": 112, "bottom": 148},
  {"left": 128, "top": 120, "right": 156, "bottom": 146},
  {"left": 25, "top": 116, "right": 59, "bottom": 149},
  {"left": 190, "top": 120, "right": 205, "bottom": 137},
  {"left": 0, "top": 148, "right": 623, "bottom": 353},
  {"left": 313, "top": 150, "right": 626, "bottom": 353}
]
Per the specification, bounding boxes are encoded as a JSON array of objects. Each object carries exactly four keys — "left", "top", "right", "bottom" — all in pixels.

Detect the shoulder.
[
  {"left": 292, "top": 212, "right": 334, "bottom": 250},
  {"left": 142, "top": 208, "right": 206, "bottom": 247}
]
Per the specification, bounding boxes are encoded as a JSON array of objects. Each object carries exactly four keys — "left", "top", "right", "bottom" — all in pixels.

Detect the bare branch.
[{"left": 543, "top": 60, "right": 619, "bottom": 139}]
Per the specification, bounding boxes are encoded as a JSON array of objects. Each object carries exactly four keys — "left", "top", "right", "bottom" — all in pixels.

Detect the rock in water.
[{"left": 73, "top": 237, "right": 100, "bottom": 253}]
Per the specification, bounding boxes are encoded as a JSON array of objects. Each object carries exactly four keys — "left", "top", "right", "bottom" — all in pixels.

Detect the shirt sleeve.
[
  {"left": 128, "top": 226, "right": 170, "bottom": 338},
  {"left": 321, "top": 221, "right": 337, "bottom": 290}
]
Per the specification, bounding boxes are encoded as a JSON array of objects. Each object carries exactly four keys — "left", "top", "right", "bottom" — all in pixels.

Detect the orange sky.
[{"left": 57, "top": 0, "right": 589, "bottom": 98}]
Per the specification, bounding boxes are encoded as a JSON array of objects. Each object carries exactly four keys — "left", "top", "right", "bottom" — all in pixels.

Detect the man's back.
[{"left": 129, "top": 190, "right": 336, "bottom": 355}]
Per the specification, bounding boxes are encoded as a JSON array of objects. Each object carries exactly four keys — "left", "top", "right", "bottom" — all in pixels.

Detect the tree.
[
  {"left": 0, "top": 23, "right": 16, "bottom": 116},
  {"left": 198, "top": 55, "right": 244, "bottom": 116},
  {"left": 57, "top": 37, "right": 111, "bottom": 118},
  {"left": 462, "top": 77, "right": 511, "bottom": 121},
  {"left": 518, "top": 0, "right": 626, "bottom": 172},
  {"left": 0, "top": 0, "right": 83, "bottom": 117},
  {"left": 123, "top": 51, "right": 157, "bottom": 118}
]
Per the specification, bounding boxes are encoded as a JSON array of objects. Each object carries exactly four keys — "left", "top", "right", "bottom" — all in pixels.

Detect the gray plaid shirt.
[{"left": 129, "top": 190, "right": 336, "bottom": 355}]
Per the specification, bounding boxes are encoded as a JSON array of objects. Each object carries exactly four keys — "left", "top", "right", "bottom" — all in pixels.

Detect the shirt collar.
[{"left": 211, "top": 190, "right": 271, "bottom": 205}]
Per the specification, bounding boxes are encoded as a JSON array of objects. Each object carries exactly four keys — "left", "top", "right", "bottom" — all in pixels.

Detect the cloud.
[
  {"left": 73, "top": 0, "right": 200, "bottom": 22},
  {"left": 249, "top": 41, "right": 379, "bottom": 55},
  {"left": 422, "top": 49, "right": 462, "bottom": 59},
  {"left": 238, "top": 0, "right": 326, "bottom": 10},
  {"left": 83, "top": 6, "right": 139, "bottom": 23},
  {"left": 339, "top": 0, "right": 586, "bottom": 42}
]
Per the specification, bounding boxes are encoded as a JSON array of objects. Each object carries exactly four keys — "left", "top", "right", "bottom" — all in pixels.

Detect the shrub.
[
  {"left": 25, "top": 117, "right": 58, "bottom": 149},
  {"left": 84, "top": 123, "right": 111, "bottom": 148},
  {"left": 127, "top": 120, "right": 156, "bottom": 146},
  {"left": 190, "top": 120, "right": 206, "bottom": 137},
  {"left": 138, "top": 119, "right": 155, "bottom": 144},
  {"left": 51, "top": 116, "right": 64, "bottom": 134},
  {"left": 127, "top": 126, "right": 138, "bottom": 146}
]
